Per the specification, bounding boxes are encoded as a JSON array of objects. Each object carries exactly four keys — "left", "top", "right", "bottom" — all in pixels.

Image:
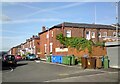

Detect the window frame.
[
  {"left": 66, "top": 30, "right": 71, "bottom": 37},
  {"left": 102, "top": 32, "right": 107, "bottom": 37},
  {"left": 91, "top": 32, "right": 95, "bottom": 38}
]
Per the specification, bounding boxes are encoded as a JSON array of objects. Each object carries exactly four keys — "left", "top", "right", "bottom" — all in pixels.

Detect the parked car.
[
  {"left": 15, "top": 55, "right": 22, "bottom": 61},
  {"left": 26, "top": 54, "right": 36, "bottom": 60},
  {"left": 2, "top": 55, "right": 17, "bottom": 67}
]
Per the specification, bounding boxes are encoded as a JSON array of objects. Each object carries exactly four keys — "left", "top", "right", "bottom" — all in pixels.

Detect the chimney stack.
[{"left": 42, "top": 26, "right": 46, "bottom": 32}]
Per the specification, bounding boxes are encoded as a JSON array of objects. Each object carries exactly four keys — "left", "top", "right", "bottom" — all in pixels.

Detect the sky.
[{"left": 0, "top": 2, "right": 119, "bottom": 51}]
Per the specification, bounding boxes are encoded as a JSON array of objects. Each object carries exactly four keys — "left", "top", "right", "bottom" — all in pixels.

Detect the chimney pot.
[{"left": 42, "top": 26, "right": 46, "bottom": 32}]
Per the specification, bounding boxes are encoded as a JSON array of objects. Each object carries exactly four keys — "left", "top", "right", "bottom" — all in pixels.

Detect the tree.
[{"left": 56, "top": 33, "right": 93, "bottom": 53}]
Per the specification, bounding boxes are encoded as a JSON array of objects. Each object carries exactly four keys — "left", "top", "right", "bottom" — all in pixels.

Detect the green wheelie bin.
[
  {"left": 104, "top": 56, "right": 109, "bottom": 69},
  {"left": 71, "top": 55, "right": 75, "bottom": 65},
  {"left": 66, "top": 56, "right": 71, "bottom": 65},
  {"left": 46, "top": 56, "right": 51, "bottom": 62}
]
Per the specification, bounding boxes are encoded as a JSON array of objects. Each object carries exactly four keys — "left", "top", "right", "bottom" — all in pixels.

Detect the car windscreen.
[
  {"left": 6, "top": 55, "right": 15, "bottom": 60},
  {"left": 29, "top": 54, "right": 35, "bottom": 56}
]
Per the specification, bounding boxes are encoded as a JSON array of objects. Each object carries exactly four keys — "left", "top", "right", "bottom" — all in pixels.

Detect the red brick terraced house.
[
  {"left": 8, "top": 45, "right": 21, "bottom": 56},
  {"left": 9, "top": 35, "right": 40, "bottom": 58},
  {"left": 19, "top": 35, "right": 40, "bottom": 57},
  {"left": 28, "top": 35, "right": 40, "bottom": 58},
  {"left": 38, "top": 22, "right": 120, "bottom": 59},
  {"left": 19, "top": 43, "right": 26, "bottom": 56}
]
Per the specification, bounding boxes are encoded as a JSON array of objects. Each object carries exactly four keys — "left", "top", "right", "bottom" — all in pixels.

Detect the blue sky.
[{"left": 1, "top": 2, "right": 118, "bottom": 51}]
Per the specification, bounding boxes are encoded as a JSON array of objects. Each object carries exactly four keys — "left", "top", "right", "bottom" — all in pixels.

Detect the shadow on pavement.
[{"left": 2, "top": 62, "right": 28, "bottom": 71}]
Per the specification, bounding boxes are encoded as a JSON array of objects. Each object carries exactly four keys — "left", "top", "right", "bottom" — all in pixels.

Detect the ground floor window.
[
  {"left": 86, "top": 31, "right": 91, "bottom": 40},
  {"left": 103, "top": 32, "right": 107, "bottom": 37},
  {"left": 113, "top": 32, "right": 117, "bottom": 37},
  {"left": 44, "top": 44, "right": 47, "bottom": 53},
  {"left": 50, "top": 43, "right": 53, "bottom": 53},
  {"left": 91, "top": 32, "right": 95, "bottom": 38}
]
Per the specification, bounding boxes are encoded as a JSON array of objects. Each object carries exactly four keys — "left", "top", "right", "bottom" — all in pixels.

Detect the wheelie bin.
[
  {"left": 96, "top": 56, "right": 102, "bottom": 69},
  {"left": 81, "top": 57, "right": 87, "bottom": 69},
  {"left": 87, "top": 57, "right": 96, "bottom": 69},
  {"left": 46, "top": 56, "right": 51, "bottom": 62},
  {"left": 104, "top": 56, "right": 109, "bottom": 69},
  {"left": 62, "top": 56, "right": 65, "bottom": 64},
  {"left": 71, "top": 55, "right": 75, "bottom": 65},
  {"left": 66, "top": 56, "right": 71, "bottom": 65}
]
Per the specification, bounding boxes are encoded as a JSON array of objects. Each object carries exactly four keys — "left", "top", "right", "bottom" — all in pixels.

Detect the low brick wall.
[
  {"left": 40, "top": 46, "right": 107, "bottom": 58},
  {"left": 68, "top": 46, "right": 107, "bottom": 57}
]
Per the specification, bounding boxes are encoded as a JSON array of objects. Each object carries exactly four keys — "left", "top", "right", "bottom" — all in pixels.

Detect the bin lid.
[{"left": 104, "top": 56, "right": 108, "bottom": 59}]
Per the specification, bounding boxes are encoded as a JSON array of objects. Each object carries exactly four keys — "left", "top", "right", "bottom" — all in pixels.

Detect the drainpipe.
[
  {"left": 83, "top": 28, "right": 85, "bottom": 38},
  {"left": 61, "top": 22, "right": 65, "bottom": 48},
  {"left": 62, "top": 22, "right": 65, "bottom": 36},
  {"left": 96, "top": 29, "right": 100, "bottom": 42}
]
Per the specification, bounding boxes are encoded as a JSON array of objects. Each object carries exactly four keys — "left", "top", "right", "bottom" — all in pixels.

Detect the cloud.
[
  {"left": 23, "top": 3, "right": 85, "bottom": 18},
  {"left": 1, "top": 0, "right": 117, "bottom": 2},
  {"left": 4, "top": 2, "right": 42, "bottom": 10},
  {"left": 17, "top": 3, "right": 42, "bottom": 10},
  {"left": 1, "top": 18, "right": 61, "bottom": 24},
  {"left": 0, "top": 36, "right": 24, "bottom": 39},
  {"left": 0, "top": 29, "right": 34, "bottom": 34},
  {"left": 0, "top": 15, "right": 11, "bottom": 21}
]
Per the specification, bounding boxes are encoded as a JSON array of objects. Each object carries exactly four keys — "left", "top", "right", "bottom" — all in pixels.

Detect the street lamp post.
[{"left": 115, "top": 2, "right": 118, "bottom": 37}]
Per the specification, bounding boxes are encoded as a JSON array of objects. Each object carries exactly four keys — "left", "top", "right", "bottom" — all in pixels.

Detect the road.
[{"left": 2, "top": 60, "right": 119, "bottom": 82}]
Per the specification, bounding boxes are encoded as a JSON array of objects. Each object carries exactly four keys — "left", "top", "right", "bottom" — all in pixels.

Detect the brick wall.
[
  {"left": 11, "top": 47, "right": 18, "bottom": 56},
  {"left": 68, "top": 46, "right": 107, "bottom": 57},
  {"left": 39, "top": 26, "right": 118, "bottom": 59}
]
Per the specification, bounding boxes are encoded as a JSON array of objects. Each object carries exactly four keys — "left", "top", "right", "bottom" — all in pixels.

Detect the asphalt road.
[{"left": 2, "top": 60, "right": 119, "bottom": 82}]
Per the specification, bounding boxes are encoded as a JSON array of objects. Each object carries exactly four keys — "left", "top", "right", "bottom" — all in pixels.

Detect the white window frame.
[
  {"left": 46, "top": 34, "right": 49, "bottom": 38},
  {"left": 86, "top": 31, "right": 91, "bottom": 40},
  {"left": 33, "top": 40, "right": 34, "bottom": 46},
  {"left": 50, "top": 43, "right": 53, "bottom": 53},
  {"left": 44, "top": 44, "right": 47, "bottom": 53},
  {"left": 52, "top": 31, "right": 53, "bottom": 37},
  {"left": 103, "top": 32, "right": 107, "bottom": 37},
  {"left": 91, "top": 32, "right": 95, "bottom": 38},
  {"left": 66, "top": 30, "right": 71, "bottom": 37},
  {"left": 113, "top": 32, "right": 116, "bottom": 37}
]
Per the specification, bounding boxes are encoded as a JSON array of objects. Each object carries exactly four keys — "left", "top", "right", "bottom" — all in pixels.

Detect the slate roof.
[
  {"left": 39, "top": 22, "right": 119, "bottom": 35},
  {"left": 52, "top": 22, "right": 117, "bottom": 29}
]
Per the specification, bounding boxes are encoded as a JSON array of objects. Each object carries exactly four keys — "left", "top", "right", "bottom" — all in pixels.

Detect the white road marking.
[
  {"left": 45, "top": 71, "right": 118, "bottom": 82},
  {"left": 35, "top": 60, "right": 40, "bottom": 63},
  {"left": 10, "top": 67, "right": 14, "bottom": 72},
  {"left": 40, "top": 61, "right": 82, "bottom": 68}
]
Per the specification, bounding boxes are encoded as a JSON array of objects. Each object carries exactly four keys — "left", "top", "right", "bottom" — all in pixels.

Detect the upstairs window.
[
  {"left": 66, "top": 30, "right": 71, "bottom": 37},
  {"left": 46, "top": 33, "right": 49, "bottom": 39}
]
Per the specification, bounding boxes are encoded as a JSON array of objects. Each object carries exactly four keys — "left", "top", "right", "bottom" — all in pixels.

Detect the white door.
[{"left": 86, "top": 31, "right": 91, "bottom": 40}]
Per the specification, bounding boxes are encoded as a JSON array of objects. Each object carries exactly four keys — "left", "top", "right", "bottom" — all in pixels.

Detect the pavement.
[{"left": 2, "top": 60, "right": 119, "bottom": 83}]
